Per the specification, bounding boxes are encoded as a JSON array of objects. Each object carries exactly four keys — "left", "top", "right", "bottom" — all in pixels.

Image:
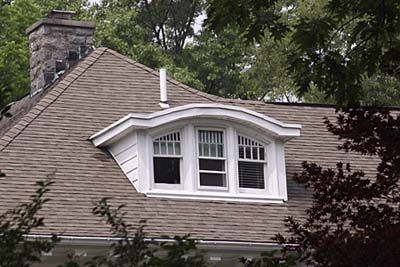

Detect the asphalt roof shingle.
[{"left": 0, "top": 48, "right": 378, "bottom": 243}]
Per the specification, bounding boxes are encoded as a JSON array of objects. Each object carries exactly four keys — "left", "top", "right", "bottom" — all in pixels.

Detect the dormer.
[{"left": 90, "top": 104, "right": 301, "bottom": 203}]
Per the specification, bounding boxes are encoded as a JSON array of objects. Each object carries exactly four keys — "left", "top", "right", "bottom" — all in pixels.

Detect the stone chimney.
[{"left": 26, "top": 10, "right": 95, "bottom": 96}]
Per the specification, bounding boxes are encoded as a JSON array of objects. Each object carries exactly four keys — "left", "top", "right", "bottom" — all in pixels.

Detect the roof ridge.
[
  {"left": 0, "top": 48, "right": 107, "bottom": 152},
  {"left": 103, "top": 48, "right": 220, "bottom": 102}
]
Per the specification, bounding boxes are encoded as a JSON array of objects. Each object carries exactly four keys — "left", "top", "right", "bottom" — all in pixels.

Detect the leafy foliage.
[
  {"left": 270, "top": 107, "right": 400, "bottom": 266},
  {"left": 0, "top": 181, "right": 208, "bottom": 266},
  {"left": 73, "top": 197, "right": 208, "bottom": 267},
  {"left": 206, "top": 0, "right": 400, "bottom": 106},
  {"left": 205, "top": 0, "right": 288, "bottom": 42},
  {"left": 136, "top": 0, "right": 203, "bottom": 55},
  {"left": 0, "top": 0, "right": 41, "bottom": 109},
  {"left": 0, "top": 0, "right": 90, "bottom": 110},
  {"left": 0, "top": 0, "right": 341, "bottom": 111},
  {"left": 240, "top": 251, "right": 296, "bottom": 267},
  {"left": 0, "top": 178, "right": 58, "bottom": 267},
  {"left": 88, "top": 198, "right": 154, "bottom": 267},
  {"left": 182, "top": 27, "right": 251, "bottom": 97}
]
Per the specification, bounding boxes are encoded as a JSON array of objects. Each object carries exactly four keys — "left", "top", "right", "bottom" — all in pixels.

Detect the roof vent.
[{"left": 159, "top": 68, "right": 169, "bottom": 108}]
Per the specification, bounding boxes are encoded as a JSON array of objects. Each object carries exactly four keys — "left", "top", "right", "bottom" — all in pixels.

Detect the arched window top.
[
  {"left": 238, "top": 135, "right": 265, "bottom": 162},
  {"left": 153, "top": 131, "right": 181, "bottom": 156}
]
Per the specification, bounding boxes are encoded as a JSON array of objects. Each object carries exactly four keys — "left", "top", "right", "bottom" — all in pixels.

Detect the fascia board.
[
  {"left": 90, "top": 104, "right": 302, "bottom": 147},
  {"left": 25, "top": 234, "right": 284, "bottom": 250}
]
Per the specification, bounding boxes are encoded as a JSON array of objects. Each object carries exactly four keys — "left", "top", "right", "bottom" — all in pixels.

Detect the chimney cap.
[
  {"left": 47, "top": 10, "right": 76, "bottom": 20},
  {"left": 26, "top": 10, "right": 95, "bottom": 34}
]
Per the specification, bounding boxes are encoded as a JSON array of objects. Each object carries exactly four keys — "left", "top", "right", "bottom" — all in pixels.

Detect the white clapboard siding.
[
  {"left": 120, "top": 155, "right": 138, "bottom": 174},
  {"left": 108, "top": 132, "right": 137, "bottom": 156},
  {"left": 108, "top": 132, "right": 138, "bottom": 188},
  {"left": 127, "top": 168, "right": 139, "bottom": 189},
  {"left": 115, "top": 144, "right": 137, "bottom": 164}
]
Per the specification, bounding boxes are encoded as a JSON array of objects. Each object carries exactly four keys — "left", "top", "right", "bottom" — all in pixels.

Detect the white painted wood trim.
[
  {"left": 90, "top": 104, "right": 301, "bottom": 147},
  {"left": 97, "top": 110, "right": 300, "bottom": 203},
  {"left": 144, "top": 189, "right": 285, "bottom": 204}
]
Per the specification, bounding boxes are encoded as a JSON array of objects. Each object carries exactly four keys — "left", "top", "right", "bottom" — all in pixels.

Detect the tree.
[
  {"left": 0, "top": 0, "right": 90, "bottom": 110},
  {"left": 360, "top": 73, "right": 400, "bottom": 106},
  {"left": 136, "top": 0, "right": 204, "bottom": 55},
  {"left": 90, "top": 0, "right": 203, "bottom": 58},
  {"left": 0, "top": 173, "right": 207, "bottom": 266},
  {"left": 206, "top": 1, "right": 400, "bottom": 265},
  {"left": 205, "top": 0, "right": 287, "bottom": 43},
  {"left": 206, "top": 0, "right": 400, "bottom": 106},
  {"left": 250, "top": 107, "right": 399, "bottom": 266},
  {"left": 240, "top": 251, "right": 296, "bottom": 267},
  {"left": 181, "top": 27, "right": 251, "bottom": 97},
  {"left": 89, "top": 0, "right": 206, "bottom": 89},
  {"left": 241, "top": 32, "right": 299, "bottom": 102},
  {"left": 79, "top": 197, "right": 208, "bottom": 267},
  {"left": 0, "top": 0, "right": 41, "bottom": 109}
]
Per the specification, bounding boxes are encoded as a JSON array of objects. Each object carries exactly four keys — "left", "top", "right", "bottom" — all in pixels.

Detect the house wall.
[{"left": 34, "top": 242, "right": 300, "bottom": 267}]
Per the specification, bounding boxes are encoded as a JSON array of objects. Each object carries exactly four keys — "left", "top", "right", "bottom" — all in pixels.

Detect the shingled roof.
[{"left": 0, "top": 48, "right": 378, "bottom": 244}]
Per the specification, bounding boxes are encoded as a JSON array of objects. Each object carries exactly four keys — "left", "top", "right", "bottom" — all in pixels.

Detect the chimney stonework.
[{"left": 26, "top": 10, "right": 95, "bottom": 96}]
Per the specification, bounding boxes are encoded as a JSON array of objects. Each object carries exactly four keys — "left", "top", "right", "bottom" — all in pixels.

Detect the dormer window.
[
  {"left": 197, "top": 129, "right": 227, "bottom": 188},
  {"left": 91, "top": 104, "right": 301, "bottom": 203},
  {"left": 153, "top": 132, "right": 181, "bottom": 185},
  {"left": 238, "top": 135, "right": 266, "bottom": 190}
]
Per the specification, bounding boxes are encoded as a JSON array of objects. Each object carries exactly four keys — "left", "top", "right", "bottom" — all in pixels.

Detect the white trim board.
[
  {"left": 90, "top": 104, "right": 301, "bottom": 147},
  {"left": 25, "top": 234, "right": 286, "bottom": 250}
]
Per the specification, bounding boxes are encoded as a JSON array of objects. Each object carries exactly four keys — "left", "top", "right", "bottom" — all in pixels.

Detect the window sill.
[{"left": 144, "top": 189, "right": 285, "bottom": 204}]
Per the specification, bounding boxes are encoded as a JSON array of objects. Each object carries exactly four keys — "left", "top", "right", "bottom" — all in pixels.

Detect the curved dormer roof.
[{"left": 90, "top": 103, "right": 302, "bottom": 147}]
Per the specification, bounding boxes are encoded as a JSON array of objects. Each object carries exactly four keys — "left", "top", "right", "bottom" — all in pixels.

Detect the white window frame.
[
  {"left": 96, "top": 104, "right": 299, "bottom": 203},
  {"left": 150, "top": 129, "right": 184, "bottom": 190},
  {"left": 195, "top": 127, "right": 229, "bottom": 191},
  {"left": 136, "top": 118, "right": 287, "bottom": 203},
  {"left": 237, "top": 133, "right": 268, "bottom": 194}
]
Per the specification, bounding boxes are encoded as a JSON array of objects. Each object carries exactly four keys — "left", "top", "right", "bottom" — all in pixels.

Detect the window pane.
[
  {"left": 153, "top": 142, "right": 160, "bottom": 155},
  {"left": 203, "top": 144, "right": 209, "bottom": 157},
  {"left": 252, "top": 147, "right": 258, "bottom": 160},
  {"left": 199, "top": 159, "right": 225, "bottom": 171},
  {"left": 245, "top": 147, "right": 251, "bottom": 159},
  {"left": 239, "top": 146, "right": 244, "bottom": 159},
  {"left": 238, "top": 161, "right": 265, "bottom": 189},
  {"left": 153, "top": 132, "right": 181, "bottom": 156},
  {"left": 160, "top": 142, "right": 167, "bottom": 155},
  {"left": 210, "top": 143, "right": 216, "bottom": 157},
  {"left": 175, "top": 143, "right": 181, "bottom": 155},
  {"left": 260, "top": 147, "right": 265, "bottom": 160},
  {"left": 198, "top": 130, "right": 224, "bottom": 158},
  {"left": 167, "top": 142, "right": 174, "bottom": 155},
  {"left": 200, "top": 173, "right": 226, "bottom": 187},
  {"left": 217, "top": 144, "right": 223, "bottom": 157},
  {"left": 238, "top": 135, "right": 265, "bottom": 161},
  {"left": 154, "top": 157, "right": 180, "bottom": 184}
]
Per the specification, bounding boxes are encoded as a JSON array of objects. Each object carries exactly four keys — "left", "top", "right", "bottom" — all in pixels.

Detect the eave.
[{"left": 90, "top": 103, "right": 302, "bottom": 147}]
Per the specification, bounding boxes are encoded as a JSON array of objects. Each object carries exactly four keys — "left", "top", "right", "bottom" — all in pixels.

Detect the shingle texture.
[{"left": 0, "top": 48, "right": 378, "bottom": 243}]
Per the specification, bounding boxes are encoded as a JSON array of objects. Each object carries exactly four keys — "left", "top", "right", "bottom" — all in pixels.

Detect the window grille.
[
  {"left": 153, "top": 132, "right": 181, "bottom": 184},
  {"left": 153, "top": 132, "right": 181, "bottom": 156},
  {"left": 198, "top": 130, "right": 226, "bottom": 187},
  {"left": 238, "top": 135, "right": 265, "bottom": 189}
]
